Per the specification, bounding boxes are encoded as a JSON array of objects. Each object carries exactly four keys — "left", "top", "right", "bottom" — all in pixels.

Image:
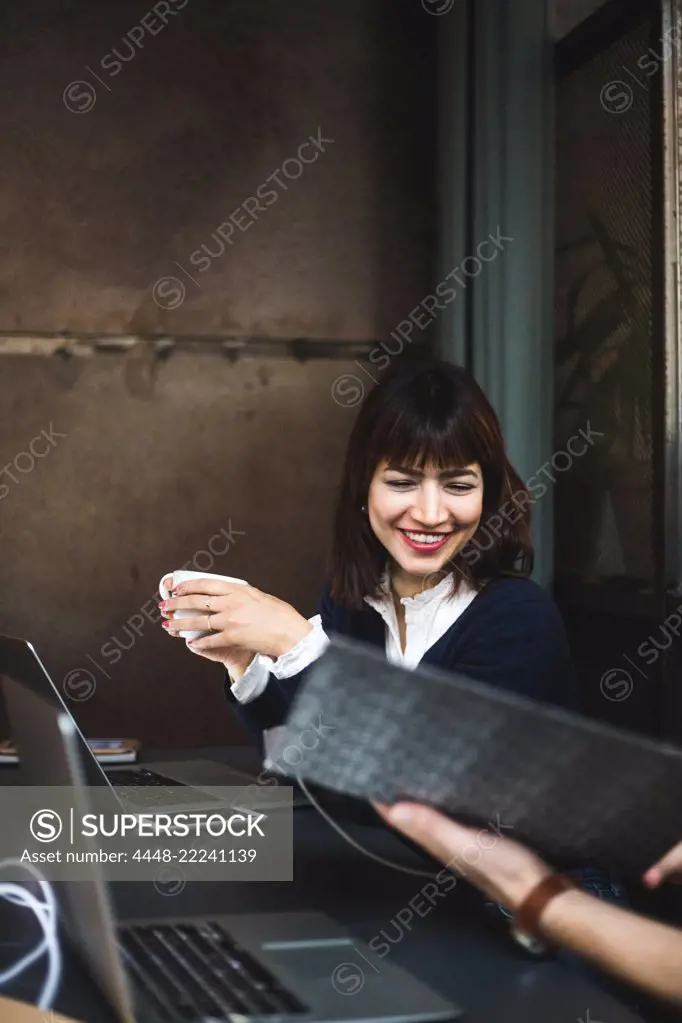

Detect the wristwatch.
[{"left": 510, "top": 873, "right": 576, "bottom": 955}]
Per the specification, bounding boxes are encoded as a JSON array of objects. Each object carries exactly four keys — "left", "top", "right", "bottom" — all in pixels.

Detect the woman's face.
[{"left": 367, "top": 460, "right": 483, "bottom": 584}]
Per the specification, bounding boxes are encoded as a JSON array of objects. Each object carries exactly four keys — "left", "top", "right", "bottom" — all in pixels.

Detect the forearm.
[
  {"left": 542, "top": 889, "right": 682, "bottom": 1005},
  {"left": 223, "top": 652, "right": 258, "bottom": 683},
  {"left": 228, "top": 617, "right": 329, "bottom": 696},
  {"left": 224, "top": 618, "right": 314, "bottom": 682},
  {"left": 224, "top": 618, "right": 330, "bottom": 735},
  {"left": 377, "top": 802, "right": 682, "bottom": 1008}
]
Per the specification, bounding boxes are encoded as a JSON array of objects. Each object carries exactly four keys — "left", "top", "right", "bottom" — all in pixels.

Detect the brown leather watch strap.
[{"left": 513, "top": 874, "right": 576, "bottom": 939}]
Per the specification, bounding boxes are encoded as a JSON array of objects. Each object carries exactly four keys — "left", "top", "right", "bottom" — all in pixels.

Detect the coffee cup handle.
[{"left": 159, "top": 573, "right": 174, "bottom": 600}]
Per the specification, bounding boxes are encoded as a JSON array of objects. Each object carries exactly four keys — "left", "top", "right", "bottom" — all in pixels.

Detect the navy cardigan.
[{"left": 224, "top": 576, "right": 579, "bottom": 742}]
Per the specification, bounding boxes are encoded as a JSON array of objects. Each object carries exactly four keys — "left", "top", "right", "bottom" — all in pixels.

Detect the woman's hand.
[
  {"left": 160, "top": 577, "right": 313, "bottom": 664},
  {"left": 374, "top": 801, "right": 551, "bottom": 911},
  {"left": 643, "top": 840, "right": 682, "bottom": 889}
]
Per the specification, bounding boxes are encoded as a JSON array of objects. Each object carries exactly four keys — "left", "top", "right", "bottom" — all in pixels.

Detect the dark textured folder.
[{"left": 264, "top": 634, "right": 682, "bottom": 878}]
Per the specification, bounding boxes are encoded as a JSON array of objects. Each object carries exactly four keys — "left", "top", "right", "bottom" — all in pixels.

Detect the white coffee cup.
[{"left": 158, "top": 569, "right": 247, "bottom": 640}]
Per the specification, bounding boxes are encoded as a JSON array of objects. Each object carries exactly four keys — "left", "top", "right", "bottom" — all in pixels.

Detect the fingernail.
[
  {"left": 172, "top": 588, "right": 180, "bottom": 596},
  {"left": 390, "top": 805, "right": 413, "bottom": 823},
  {"left": 162, "top": 621, "right": 171, "bottom": 630},
  {"left": 158, "top": 601, "right": 167, "bottom": 610}
]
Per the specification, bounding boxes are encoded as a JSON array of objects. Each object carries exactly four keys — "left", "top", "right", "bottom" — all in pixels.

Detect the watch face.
[{"left": 511, "top": 928, "right": 549, "bottom": 956}]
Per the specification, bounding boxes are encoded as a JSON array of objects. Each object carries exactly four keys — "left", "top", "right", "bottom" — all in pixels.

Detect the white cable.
[
  {"left": 296, "top": 776, "right": 443, "bottom": 879},
  {"left": 0, "top": 858, "right": 62, "bottom": 1009}
]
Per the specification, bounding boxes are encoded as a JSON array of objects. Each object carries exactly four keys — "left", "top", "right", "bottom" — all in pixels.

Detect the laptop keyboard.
[
  {"left": 105, "top": 767, "right": 217, "bottom": 806},
  {"left": 119, "top": 920, "right": 307, "bottom": 1020},
  {"left": 106, "top": 767, "right": 187, "bottom": 787}
]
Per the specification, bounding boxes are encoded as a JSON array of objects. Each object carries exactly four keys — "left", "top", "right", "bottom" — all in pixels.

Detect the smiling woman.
[{"left": 160, "top": 359, "right": 575, "bottom": 720}]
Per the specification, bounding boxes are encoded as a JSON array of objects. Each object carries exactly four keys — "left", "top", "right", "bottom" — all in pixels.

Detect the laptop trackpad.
[{"left": 264, "top": 943, "right": 363, "bottom": 981}]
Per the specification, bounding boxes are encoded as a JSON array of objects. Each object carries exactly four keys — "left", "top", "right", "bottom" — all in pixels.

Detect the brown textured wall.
[
  {"left": 0, "top": 354, "right": 363, "bottom": 745},
  {"left": 0, "top": 0, "right": 436, "bottom": 747},
  {"left": 0, "top": 0, "right": 435, "bottom": 339}
]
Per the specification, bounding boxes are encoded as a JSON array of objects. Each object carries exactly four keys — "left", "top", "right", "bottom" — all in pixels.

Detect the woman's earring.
[{"left": 361, "top": 505, "right": 367, "bottom": 514}]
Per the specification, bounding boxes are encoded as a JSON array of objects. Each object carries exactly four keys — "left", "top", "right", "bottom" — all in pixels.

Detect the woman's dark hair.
[{"left": 329, "top": 359, "right": 533, "bottom": 608}]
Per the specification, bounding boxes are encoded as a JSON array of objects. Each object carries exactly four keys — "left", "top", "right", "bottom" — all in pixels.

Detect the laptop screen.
[{"left": 0, "top": 634, "right": 110, "bottom": 788}]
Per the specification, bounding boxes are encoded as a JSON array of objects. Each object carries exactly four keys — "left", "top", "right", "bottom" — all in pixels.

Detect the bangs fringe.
[{"left": 378, "top": 409, "right": 482, "bottom": 474}]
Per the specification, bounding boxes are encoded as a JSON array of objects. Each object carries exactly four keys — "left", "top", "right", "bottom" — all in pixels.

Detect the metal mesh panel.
[{"left": 554, "top": 16, "right": 654, "bottom": 584}]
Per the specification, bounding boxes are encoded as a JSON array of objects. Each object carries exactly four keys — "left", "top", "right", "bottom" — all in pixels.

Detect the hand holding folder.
[{"left": 265, "top": 635, "right": 682, "bottom": 878}]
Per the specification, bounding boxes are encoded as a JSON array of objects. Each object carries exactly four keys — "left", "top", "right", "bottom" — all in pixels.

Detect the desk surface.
[{"left": 0, "top": 746, "right": 653, "bottom": 1023}]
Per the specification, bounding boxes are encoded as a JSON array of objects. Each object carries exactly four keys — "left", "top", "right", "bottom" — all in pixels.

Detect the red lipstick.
[{"left": 398, "top": 529, "right": 453, "bottom": 554}]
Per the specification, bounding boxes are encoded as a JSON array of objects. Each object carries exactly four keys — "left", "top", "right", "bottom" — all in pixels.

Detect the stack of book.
[{"left": 0, "top": 738, "right": 140, "bottom": 765}]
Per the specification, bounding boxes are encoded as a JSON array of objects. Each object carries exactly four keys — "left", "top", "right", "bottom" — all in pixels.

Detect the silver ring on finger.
[
  {"left": 206, "top": 597, "right": 212, "bottom": 611},
  {"left": 208, "top": 614, "right": 219, "bottom": 632}
]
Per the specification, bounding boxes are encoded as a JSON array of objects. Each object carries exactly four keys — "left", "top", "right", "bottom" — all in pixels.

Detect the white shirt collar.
[
  {"left": 363, "top": 568, "right": 477, "bottom": 668},
  {"left": 363, "top": 568, "right": 462, "bottom": 615}
]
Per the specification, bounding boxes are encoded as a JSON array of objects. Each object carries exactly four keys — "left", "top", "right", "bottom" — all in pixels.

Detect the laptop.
[
  {"left": 0, "top": 634, "right": 307, "bottom": 812},
  {"left": 2, "top": 668, "right": 461, "bottom": 1022}
]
